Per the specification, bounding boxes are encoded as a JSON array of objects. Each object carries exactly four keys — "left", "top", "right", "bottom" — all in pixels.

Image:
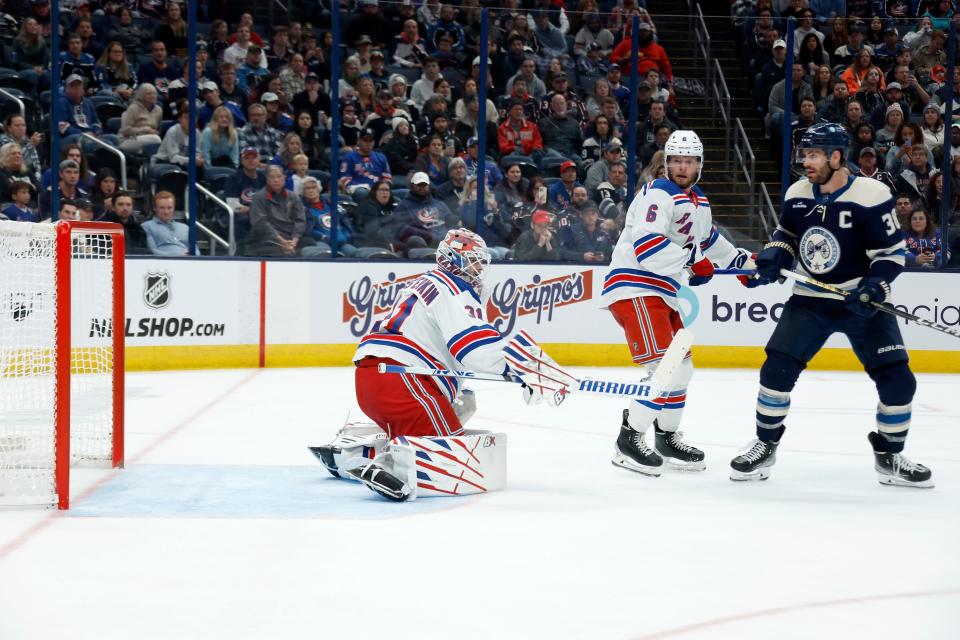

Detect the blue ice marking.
[{"left": 68, "top": 464, "right": 459, "bottom": 519}]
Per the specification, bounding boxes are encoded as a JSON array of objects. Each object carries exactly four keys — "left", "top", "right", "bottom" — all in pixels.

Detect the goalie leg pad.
[{"left": 371, "top": 430, "right": 508, "bottom": 499}]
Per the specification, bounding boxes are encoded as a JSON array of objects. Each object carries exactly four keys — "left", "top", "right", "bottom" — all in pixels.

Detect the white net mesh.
[
  {"left": 0, "top": 222, "right": 119, "bottom": 507},
  {"left": 71, "top": 232, "right": 116, "bottom": 462},
  {"left": 0, "top": 222, "right": 58, "bottom": 505}
]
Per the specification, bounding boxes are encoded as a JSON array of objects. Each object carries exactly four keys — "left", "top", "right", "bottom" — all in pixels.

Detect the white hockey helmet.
[
  {"left": 664, "top": 130, "right": 703, "bottom": 185},
  {"left": 436, "top": 228, "right": 492, "bottom": 291}
]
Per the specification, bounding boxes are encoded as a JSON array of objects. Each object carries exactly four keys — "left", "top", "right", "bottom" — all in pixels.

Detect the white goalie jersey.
[
  {"left": 353, "top": 268, "right": 509, "bottom": 403},
  {"left": 601, "top": 177, "right": 750, "bottom": 309}
]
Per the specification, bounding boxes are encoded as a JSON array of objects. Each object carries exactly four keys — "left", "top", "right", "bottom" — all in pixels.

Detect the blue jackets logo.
[{"left": 799, "top": 226, "right": 841, "bottom": 274}]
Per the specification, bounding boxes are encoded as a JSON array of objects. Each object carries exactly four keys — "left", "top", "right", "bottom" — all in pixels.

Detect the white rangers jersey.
[
  {"left": 601, "top": 178, "right": 748, "bottom": 309},
  {"left": 353, "top": 268, "right": 508, "bottom": 403}
]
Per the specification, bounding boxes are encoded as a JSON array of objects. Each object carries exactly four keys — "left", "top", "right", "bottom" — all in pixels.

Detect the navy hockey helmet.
[{"left": 798, "top": 122, "right": 850, "bottom": 160}]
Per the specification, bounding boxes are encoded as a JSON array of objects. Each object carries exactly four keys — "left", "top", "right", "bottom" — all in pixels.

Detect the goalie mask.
[
  {"left": 664, "top": 130, "right": 703, "bottom": 185},
  {"left": 437, "top": 228, "right": 491, "bottom": 291}
]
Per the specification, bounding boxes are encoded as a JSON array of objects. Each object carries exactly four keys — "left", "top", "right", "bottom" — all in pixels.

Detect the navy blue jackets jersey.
[{"left": 774, "top": 175, "right": 906, "bottom": 300}]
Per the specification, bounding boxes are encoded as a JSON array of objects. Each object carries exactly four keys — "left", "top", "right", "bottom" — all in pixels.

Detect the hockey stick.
[
  {"left": 713, "top": 268, "right": 757, "bottom": 276},
  {"left": 780, "top": 268, "right": 960, "bottom": 340},
  {"left": 377, "top": 329, "right": 695, "bottom": 401},
  {"left": 376, "top": 363, "right": 663, "bottom": 400}
]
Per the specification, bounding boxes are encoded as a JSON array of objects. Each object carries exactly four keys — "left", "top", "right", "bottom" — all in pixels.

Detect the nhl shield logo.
[
  {"left": 799, "top": 226, "right": 841, "bottom": 274},
  {"left": 144, "top": 271, "right": 171, "bottom": 309}
]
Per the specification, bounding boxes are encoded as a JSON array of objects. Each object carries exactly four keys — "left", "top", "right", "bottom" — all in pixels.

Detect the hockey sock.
[
  {"left": 653, "top": 359, "right": 693, "bottom": 432},
  {"left": 875, "top": 402, "right": 911, "bottom": 453},
  {"left": 755, "top": 385, "right": 790, "bottom": 442},
  {"left": 625, "top": 357, "right": 692, "bottom": 432},
  {"left": 756, "top": 351, "right": 802, "bottom": 441},
  {"left": 626, "top": 399, "right": 658, "bottom": 432},
  {"left": 870, "top": 362, "right": 915, "bottom": 454}
]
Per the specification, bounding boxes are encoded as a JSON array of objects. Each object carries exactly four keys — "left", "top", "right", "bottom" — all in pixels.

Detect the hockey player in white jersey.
[
  {"left": 311, "top": 228, "right": 576, "bottom": 501},
  {"left": 601, "top": 130, "right": 757, "bottom": 476}
]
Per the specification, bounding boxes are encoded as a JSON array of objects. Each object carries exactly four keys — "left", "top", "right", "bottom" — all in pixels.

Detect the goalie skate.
[
  {"left": 868, "top": 432, "right": 934, "bottom": 489},
  {"left": 308, "top": 423, "right": 387, "bottom": 478},
  {"left": 346, "top": 463, "right": 412, "bottom": 502},
  {"left": 654, "top": 423, "right": 706, "bottom": 472},
  {"left": 612, "top": 411, "right": 663, "bottom": 477}
]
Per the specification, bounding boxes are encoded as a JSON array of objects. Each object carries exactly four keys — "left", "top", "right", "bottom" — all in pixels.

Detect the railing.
[
  {"left": 758, "top": 182, "right": 778, "bottom": 240},
  {"left": 81, "top": 133, "right": 127, "bottom": 190},
  {"left": 196, "top": 183, "right": 235, "bottom": 255},
  {"left": 732, "top": 118, "right": 756, "bottom": 227},
  {"left": 182, "top": 183, "right": 230, "bottom": 256},
  {"left": 693, "top": 4, "right": 712, "bottom": 89},
  {"left": 0, "top": 88, "right": 24, "bottom": 120},
  {"left": 713, "top": 58, "right": 731, "bottom": 172}
]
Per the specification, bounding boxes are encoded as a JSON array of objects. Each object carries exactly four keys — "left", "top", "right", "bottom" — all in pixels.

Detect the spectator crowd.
[
  {"left": 734, "top": 0, "right": 958, "bottom": 265},
  {"left": 3, "top": 1, "right": 951, "bottom": 266},
  {"left": 0, "top": 0, "right": 685, "bottom": 262}
]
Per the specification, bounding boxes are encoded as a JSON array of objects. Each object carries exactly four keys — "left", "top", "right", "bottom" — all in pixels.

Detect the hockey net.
[{"left": 0, "top": 221, "right": 125, "bottom": 509}]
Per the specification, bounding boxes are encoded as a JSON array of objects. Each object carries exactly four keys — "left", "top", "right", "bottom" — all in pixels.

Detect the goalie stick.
[
  {"left": 779, "top": 268, "right": 960, "bottom": 340},
  {"left": 377, "top": 329, "right": 695, "bottom": 401}
]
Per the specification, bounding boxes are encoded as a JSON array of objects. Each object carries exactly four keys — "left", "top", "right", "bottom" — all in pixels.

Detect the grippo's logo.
[
  {"left": 342, "top": 271, "right": 423, "bottom": 337},
  {"left": 144, "top": 271, "right": 171, "bottom": 310},
  {"left": 486, "top": 270, "right": 593, "bottom": 335}
]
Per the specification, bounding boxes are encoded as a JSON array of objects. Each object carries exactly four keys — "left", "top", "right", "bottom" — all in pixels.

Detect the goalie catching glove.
[{"left": 503, "top": 330, "right": 577, "bottom": 407}]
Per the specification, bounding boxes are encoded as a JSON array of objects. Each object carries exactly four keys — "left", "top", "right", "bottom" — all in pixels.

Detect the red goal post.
[{"left": 0, "top": 221, "right": 125, "bottom": 510}]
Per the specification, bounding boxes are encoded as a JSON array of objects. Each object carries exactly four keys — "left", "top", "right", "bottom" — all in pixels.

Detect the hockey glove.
[
  {"left": 754, "top": 242, "right": 795, "bottom": 284},
  {"left": 731, "top": 251, "right": 766, "bottom": 288},
  {"left": 844, "top": 278, "right": 889, "bottom": 318},
  {"left": 504, "top": 330, "right": 577, "bottom": 407},
  {"left": 686, "top": 257, "right": 715, "bottom": 286}
]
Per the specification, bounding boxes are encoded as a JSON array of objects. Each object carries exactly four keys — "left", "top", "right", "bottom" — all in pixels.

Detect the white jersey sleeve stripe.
[{"left": 447, "top": 325, "right": 503, "bottom": 363}]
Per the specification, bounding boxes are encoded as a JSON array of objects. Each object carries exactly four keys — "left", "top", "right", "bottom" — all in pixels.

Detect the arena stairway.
[{"left": 645, "top": 2, "right": 783, "bottom": 249}]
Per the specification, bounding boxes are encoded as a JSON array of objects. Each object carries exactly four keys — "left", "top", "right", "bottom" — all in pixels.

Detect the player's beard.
[
  {"left": 671, "top": 173, "right": 696, "bottom": 189},
  {"left": 806, "top": 161, "right": 833, "bottom": 185}
]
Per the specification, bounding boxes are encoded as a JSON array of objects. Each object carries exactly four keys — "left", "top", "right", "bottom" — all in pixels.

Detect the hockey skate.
[
  {"left": 654, "top": 422, "right": 706, "bottom": 471},
  {"left": 612, "top": 410, "right": 663, "bottom": 477},
  {"left": 868, "top": 432, "right": 934, "bottom": 489},
  {"left": 308, "top": 423, "right": 388, "bottom": 478},
  {"left": 346, "top": 463, "right": 412, "bottom": 502},
  {"left": 729, "top": 438, "right": 779, "bottom": 481}
]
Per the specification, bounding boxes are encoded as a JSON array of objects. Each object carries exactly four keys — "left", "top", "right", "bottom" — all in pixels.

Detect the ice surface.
[{"left": 1, "top": 367, "right": 958, "bottom": 639}]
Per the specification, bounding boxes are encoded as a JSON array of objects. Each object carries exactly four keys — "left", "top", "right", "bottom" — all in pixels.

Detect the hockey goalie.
[{"left": 310, "top": 228, "right": 576, "bottom": 502}]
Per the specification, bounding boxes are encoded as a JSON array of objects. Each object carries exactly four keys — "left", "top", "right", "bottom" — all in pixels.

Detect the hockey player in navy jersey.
[
  {"left": 730, "top": 122, "right": 933, "bottom": 488},
  {"left": 602, "top": 130, "right": 756, "bottom": 476}
]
